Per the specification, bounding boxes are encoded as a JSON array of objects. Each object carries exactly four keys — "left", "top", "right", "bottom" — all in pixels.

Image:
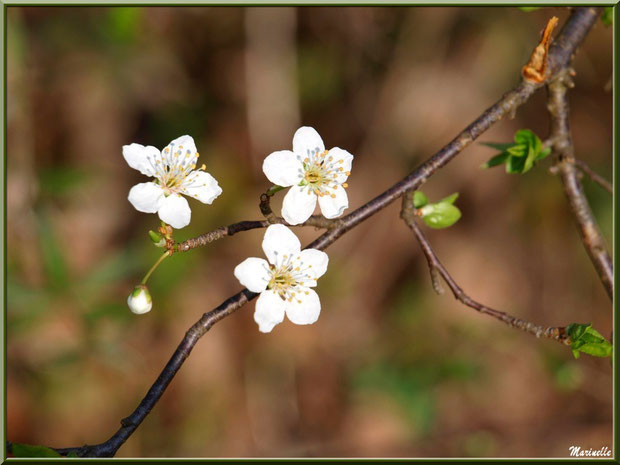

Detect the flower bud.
[{"left": 127, "top": 284, "right": 152, "bottom": 314}]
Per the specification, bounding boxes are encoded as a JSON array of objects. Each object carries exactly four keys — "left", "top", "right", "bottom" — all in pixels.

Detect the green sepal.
[{"left": 148, "top": 230, "right": 166, "bottom": 248}]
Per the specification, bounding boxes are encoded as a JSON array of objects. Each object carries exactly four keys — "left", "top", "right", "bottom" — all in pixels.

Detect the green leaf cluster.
[
  {"left": 481, "top": 129, "right": 550, "bottom": 174},
  {"left": 414, "top": 191, "right": 461, "bottom": 229},
  {"left": 566, "top": 323, "right": 613, "bottom": 359}
]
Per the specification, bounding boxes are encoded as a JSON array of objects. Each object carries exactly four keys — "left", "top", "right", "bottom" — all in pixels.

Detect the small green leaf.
[
  {"left": 481, "top": 152, "right": 509, "bottom": 169},
  {"left": 420, "top": 202, "right": 462, "bottom": 229},
  {"left": 567, "top": 323, "right": 590, "bottom": 341},
  {"left": 413, "top": 191, "right": 429, "bottom": 208},
  {"left": 566, "top": 323, "right": 613, "bottom": 359},
  {"left": 439, "top": 192, "right": 459, "bottom": 205},
  {"left": 481, "top": 142, "right": 514, "bottom": 151},
  {"left": 507, "top": 145, "right": 527, "bottom": 157},
  {"left": 482, "top": 129, "right": 548, "bottom": 175},
  {"left": 11, "top": 443, "right": 62, "bottom": 458},
  {"left": 506, "top": 153, "right": 526, "bottom": 174},
  {"left": 601, "top": 7, "right": 613, "bottom": 26}
]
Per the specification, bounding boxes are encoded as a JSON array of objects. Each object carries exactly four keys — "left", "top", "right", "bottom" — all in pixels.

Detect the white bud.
[{"left": 127, "top": 285, "right": 152, "bottom": 314}]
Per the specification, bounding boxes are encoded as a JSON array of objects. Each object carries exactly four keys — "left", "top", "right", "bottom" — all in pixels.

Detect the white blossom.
[
  {"left": 123, "top": 135, "right": 222, "bottom": 229},
  {"left": 262, "top": 127, "right": 353, "bottom": 225},
  {"left": 234, "top": 224, "right": 329, "bottom": 333}
]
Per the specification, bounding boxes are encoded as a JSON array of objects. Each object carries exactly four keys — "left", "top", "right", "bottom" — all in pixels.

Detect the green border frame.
[{"left": 1, "top": 2, "right": 616, "bottom": 463}]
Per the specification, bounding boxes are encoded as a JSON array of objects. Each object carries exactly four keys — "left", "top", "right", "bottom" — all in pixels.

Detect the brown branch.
[
  {"left": 400, "top": 191, "right": 570, "bottom": 344},
  {"left": 547, "top": 74, "right": 613, "bottom": 299},
  {"left": 175, "top": 216, "right": 336, "bottom": 253},
  {"left": 42, "top": 8, "right": 602, "bottom": 457}
]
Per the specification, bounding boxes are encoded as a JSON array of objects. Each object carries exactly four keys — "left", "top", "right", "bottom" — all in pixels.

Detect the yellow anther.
[
  {"left": 338, "top": 159, "right": 343, "bottom": 163},
  {"left": 345, "top": 171, "right": 351, "bottom": 176},
  {"left": 339, "top": 167, "right": 343, "bottom": 171},
  {"left": 196, "top": 152, "right": 200, "bottom": 157},
  {"left": 330, "top": 194, "right": 336, "bottom": 198},
  {"left": 343, "top": 183, "right": 348, "bottom": 188},
  {"left": 201, "top": 164, "right": 206, "bottom": 170},
  {"left": 305, "top": 291, "right": 309, "bottom": 295},
  {"left": 304, "top": 157, "right": 309, "bottom": 163}
]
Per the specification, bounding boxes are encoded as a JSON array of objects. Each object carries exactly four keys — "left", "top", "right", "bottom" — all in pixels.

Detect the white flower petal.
[
  {"left": 328, "top": 147, "right": 354, "bottom": 183},
  {"left": 293, "top": 126, "right": 325, "bottom": 157},
  {"left": 128, "top": 182, "right": 165, "bottom": 213},
  {"left": 181, "top": 170, "right": 222, "bottom": 204},
  {"left": 318, "top": 184, "right": 348, "bottom": 219},
  {"left": 233, "top": 257, "right": 271, "bottom": 293},
  {"left": 285, "top": 288, "right": 321, "bottom": 326},
  {"left": 282, "top": 184, "right": 317, "bottom": 225},
  {"left": 262, "top": 224, "right": 301, "bottom": 266},
  {"left": 254, "top": 290, "right": 286, "bottom": 333},
  {"left": 158, "top": 194, "right": 191, "bottom": 229},
  {"left": 123, "top": 143, "right": 161, "bottom": 177},
  {"left": 162, "top": 135, "right": 198, "bottom": 169},
  {"left": 298, "top": 249, "right": 329, "bottom": 280},
  {"left": 262, "top": 150, "right": 304, "bottom": 187}
]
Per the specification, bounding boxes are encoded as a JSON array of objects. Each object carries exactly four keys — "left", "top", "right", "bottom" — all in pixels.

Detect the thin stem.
[
  {"left": 266, "top": 184, "right": 285, "bottom": 196},
  {"left": 400, "top": 191, "right": 570, "bottom": 344},
  {"left": 573, "top": 158, "right": 613, "bottom": 194},
  {"left": 140, "top": 250, "right": 171, "bottom": 285}
]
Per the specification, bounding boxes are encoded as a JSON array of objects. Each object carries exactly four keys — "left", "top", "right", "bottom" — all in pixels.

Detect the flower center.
[
  {"left": 266, "top": 255, "right": 315, "bottom": 303},
  {"left": 146, "top": 142, "right": 203, "bottom": 195},
  {"left": 300, "top": 150, "right": 337, "bottom": 198}
]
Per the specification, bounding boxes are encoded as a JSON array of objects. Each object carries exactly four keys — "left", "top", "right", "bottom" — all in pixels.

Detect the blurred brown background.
[{"left": 6, "top": 6, "right": 613, "bottom": 458}]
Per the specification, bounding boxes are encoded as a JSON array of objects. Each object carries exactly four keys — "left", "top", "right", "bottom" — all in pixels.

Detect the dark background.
[{"left": 6, "top": 6, "right": 612, "bottom": 458}]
